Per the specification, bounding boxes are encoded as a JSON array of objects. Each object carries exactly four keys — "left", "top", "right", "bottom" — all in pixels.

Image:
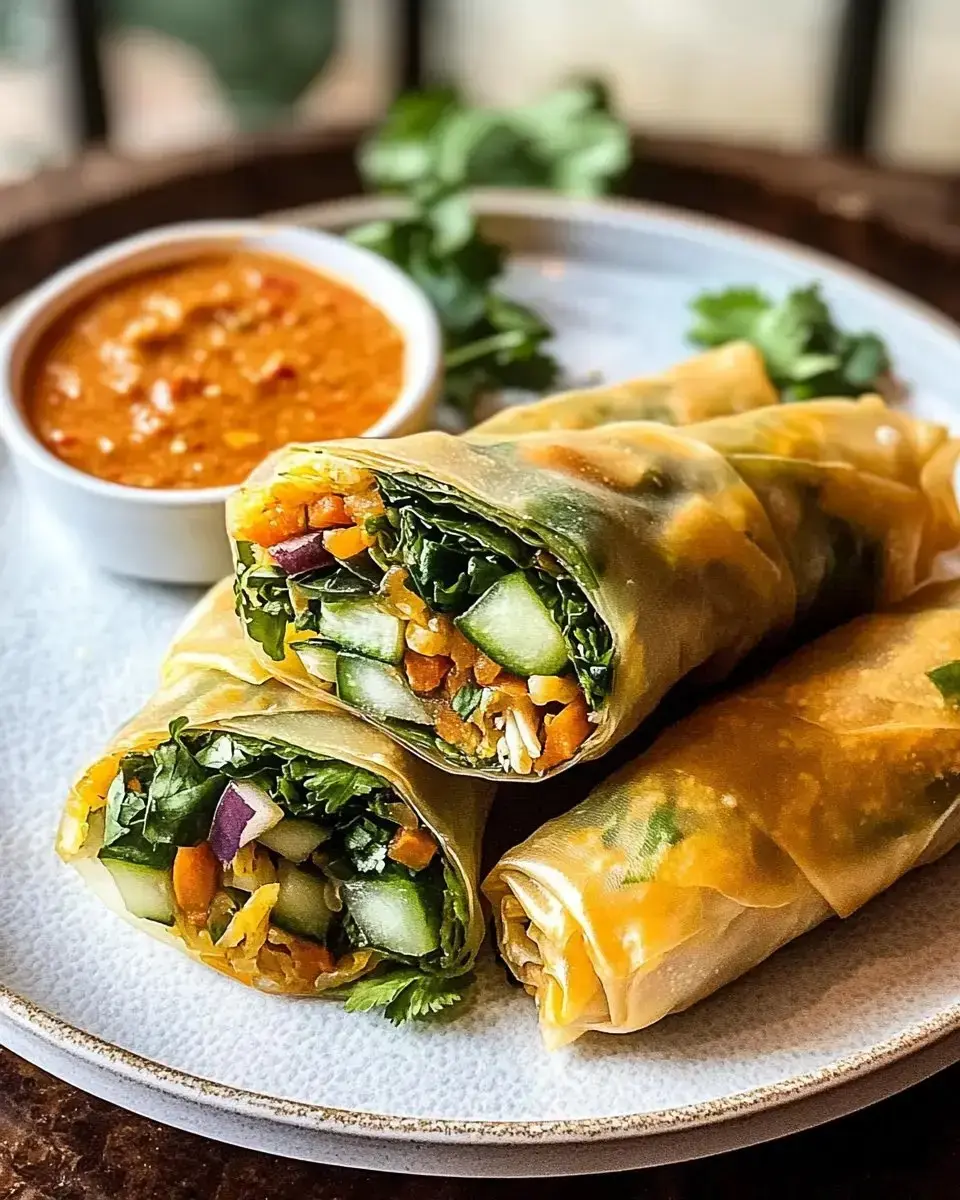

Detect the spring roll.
[
  {"left": 484, "top": 581, "right": 960, "bottom": 1046},
  {"left": 226, "top": 393, "right": 959, "bottom": 780},
  {"left": 56, "top": 581, "right": 492, "bottom": 1022},
  {"left": 473, "top": 342, "right": 778, "bottom": 435}
]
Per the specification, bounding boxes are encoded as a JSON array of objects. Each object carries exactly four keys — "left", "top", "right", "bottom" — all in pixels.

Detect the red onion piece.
[
  {"left": 270, "top": 530, "right": 333, "bottom": 575},
  {"left": 208, "top": 780, "right": 284, "bottom": 864}
]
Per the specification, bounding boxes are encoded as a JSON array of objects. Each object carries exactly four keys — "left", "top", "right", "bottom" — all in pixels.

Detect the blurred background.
[{"left": 0, "top": 0, "right": 956, "bottom": 184}]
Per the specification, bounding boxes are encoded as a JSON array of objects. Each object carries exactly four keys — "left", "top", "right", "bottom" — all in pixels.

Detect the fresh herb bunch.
[
  {"left": 688, "top": 283, "right": 892, "bottom": 402},
  {"left": 351, "top": 81, "right": 629, "bottom": 418}
]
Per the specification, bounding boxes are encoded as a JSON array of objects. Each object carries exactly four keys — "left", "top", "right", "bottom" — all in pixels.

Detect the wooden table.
[{"left": 3, "top": 131, "right": 960, "bottom": 1195}]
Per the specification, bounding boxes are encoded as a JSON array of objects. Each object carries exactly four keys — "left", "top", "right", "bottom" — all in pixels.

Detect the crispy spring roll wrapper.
[
  {"left": 227, "top": 396, "right": 960, "bottom": 779},
  {"left": 484, "top": 581, "right": 960, "bottom": 1046},
  {"left": 56, "top": 581, "right": 492, "bottom": 997},
  {"left": 473, "top": 342, "right": 779, "bottom": 436}
]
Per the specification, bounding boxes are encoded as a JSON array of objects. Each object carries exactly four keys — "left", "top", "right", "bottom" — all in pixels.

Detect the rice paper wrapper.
[
  {"left": 57, "top": 580, "right": 492, "bottom": 995},
  {"left": 473, "top": 342, "right": 779, "bottom": 436},
  {"left": 228, "top": 395, "right": 960, "bottom": 778},
  {"left": 484, "top": 582, "right": 960, "bottom": 1045}
]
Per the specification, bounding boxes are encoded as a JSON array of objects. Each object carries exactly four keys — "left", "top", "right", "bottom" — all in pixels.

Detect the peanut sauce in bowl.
[
  {"left": 0, "top": 222, "right": 442, "bottom": 582},
  {"left": 25, "top": 250, "right": 406, "bottom": 490}
]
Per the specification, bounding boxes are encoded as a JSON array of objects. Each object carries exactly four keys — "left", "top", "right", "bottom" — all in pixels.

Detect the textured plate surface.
[{"left": 4, "top": 192, "right": 960, "bottom": 1171}]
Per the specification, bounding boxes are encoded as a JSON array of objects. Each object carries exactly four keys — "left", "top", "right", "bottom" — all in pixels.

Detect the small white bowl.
[{"left": 0, "top": 221, "right": 442, "bottom": 585}]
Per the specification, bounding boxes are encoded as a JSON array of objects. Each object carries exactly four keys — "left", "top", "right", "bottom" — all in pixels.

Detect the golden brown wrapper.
[
  {"left": 472, "top": 342, "right": 779, "bottom": 435},
  {"left": 484, "top": 582, "right": 960, "bottom": 1046},
  {"left": 56, "top": 580, "right": 492, "bottom": 996},
  {"left": 228, "top": 394, "right": 960, "bottom": 779}
]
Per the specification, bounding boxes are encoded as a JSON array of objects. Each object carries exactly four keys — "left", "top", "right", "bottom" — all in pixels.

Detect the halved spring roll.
[
  {"left": 227, "top": 393, "right": 960, "bottom": 779},
  {"left": 56, "top": 581, "right": 492, "bottom": 1022},
  {"left": 473, "top": 342, "right": 778, "bottom": 435},
  {"left": 485, "top": 581, "right": 960, "bottom": 1046}
]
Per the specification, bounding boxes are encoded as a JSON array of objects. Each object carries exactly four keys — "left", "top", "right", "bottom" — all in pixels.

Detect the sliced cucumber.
[
  {"left": 341, "top": 874, "right": 440, "bottom": 958},
  {"left": 456, "top": 571, "right": 569, "bottom": 676},
  {"left": 337, "top": 653, "right": 432, "bottom": 725},
  {"left": 258, "top": 818, "right": 329, "bottom": 863},
  {"left": 101, "top": 857, "right": 175, "bottom": 926},
  {"left": 272, "top": 861, "right": 333, "bottom": 942},
  {"left": 318, "top": 598, "right": 404, "bottom": 664},
  {"left": 292, "top": 640, "right": 338, "bottom": 683}
]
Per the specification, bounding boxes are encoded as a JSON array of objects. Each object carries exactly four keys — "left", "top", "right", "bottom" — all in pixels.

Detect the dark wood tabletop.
[{"left": 3, "top": 131, "right": 960, "bottom": 1197}]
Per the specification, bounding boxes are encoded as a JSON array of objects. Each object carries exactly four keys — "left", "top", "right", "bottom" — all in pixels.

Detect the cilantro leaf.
[
  {"left": 343, "top": 967, "right": 470, "bottom": 1024},
  {"left": 688, "top": 283, "right": 892, "bottom": 402},
  {"left": 612, "top": 802, "right": 684, "bottom": 885},
  {"left": 353, "top": 81, "right": 629, "bottom": 418},
  {"left": 928, "top": 660, "right": 960, "bottom": 703},
  {"left": 451, "top": 682, "right": 483, "bottom": 720},
  {"left": 343, "top": 818, "right": 390, "bottom": 874}
]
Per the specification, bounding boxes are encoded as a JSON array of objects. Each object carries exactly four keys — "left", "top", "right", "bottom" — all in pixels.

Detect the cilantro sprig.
[
  {"left": 343, "top": 966, "right": 470, "bottom": 1024},
  {"left": 351, "top": 81, "right": 629, "bottom": 418},
  {"left": 688, "top": 283, "right": 892, "bottom": 402}
]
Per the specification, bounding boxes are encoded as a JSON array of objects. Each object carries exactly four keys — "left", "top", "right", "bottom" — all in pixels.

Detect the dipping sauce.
[{"left": 25, "top": 250, "right": 405, "bottom": 489}]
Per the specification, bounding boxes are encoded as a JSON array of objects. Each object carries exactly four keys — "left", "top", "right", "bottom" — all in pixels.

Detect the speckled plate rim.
[{"left": 4, "top": 189, "right": 960, "bottom": 1150}]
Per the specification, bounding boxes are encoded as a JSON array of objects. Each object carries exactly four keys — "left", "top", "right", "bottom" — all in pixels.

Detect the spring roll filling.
[
  {"left": 77, "top": 719, "right": 472, "bottom": 1012},
  {"left": 234, "top": 471, "right": 614, "bottom": 774}
]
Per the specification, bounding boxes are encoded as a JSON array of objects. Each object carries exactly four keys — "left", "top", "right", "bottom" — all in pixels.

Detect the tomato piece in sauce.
[{"left": 25, "top": 251, "right": 405, "bottom": 490}]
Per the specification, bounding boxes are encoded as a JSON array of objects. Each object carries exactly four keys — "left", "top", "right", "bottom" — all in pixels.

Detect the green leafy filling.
[
  {"left": 928, "top": 660, "right": 960, "bottom": 703},
  {"left": 375, "top": 473, "right": 613, "bottom": 709},
  {"left": 234, "top": 540, "right": 295, "bottom": 662},
  {"left": 602, "top": 801, "right": 684, "bottom": 886},
  {"left": 688, "top": 283, "right": 892, "bottom": 402},
  {"left": 99, "top": 723, "right": 472, "bottom": 1021}
]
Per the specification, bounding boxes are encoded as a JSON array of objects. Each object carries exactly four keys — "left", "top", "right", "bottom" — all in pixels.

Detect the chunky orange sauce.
[{"left": 26, "top": 250, "right": 405, "bottom": 489}]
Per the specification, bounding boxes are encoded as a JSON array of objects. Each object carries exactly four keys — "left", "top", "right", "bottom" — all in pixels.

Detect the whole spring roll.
[
  {"left": 226, "top": 394, "right": 959, "bottom": 780},
  {"left": 57, "top": 582, "right": 492, "bottom": 1022},
  {"left": 485, "top": 582, "right": 960, "bottom": 1046},
  {"left": 473, "top": 342, "right": 779, "bottom": 435}
]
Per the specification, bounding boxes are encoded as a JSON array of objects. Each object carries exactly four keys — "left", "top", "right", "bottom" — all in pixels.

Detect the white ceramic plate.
[{"left": 4, "top": 191, "right": 960, "bottom": 1177}]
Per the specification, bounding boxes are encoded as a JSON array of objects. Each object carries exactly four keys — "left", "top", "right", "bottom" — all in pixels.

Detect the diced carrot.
[
  {"left": 496, "top": 674, "right": 529, "bottom": 699},
  {"left": 528, "top": 674, "right": 581, "bottom": 706},
  {"left": 404, "top": 650, "right": 450, "bottom": 694},
  {"left": 473, "top": 652, "right": 502, "bottom": 686},
  {"left": 534, "top": 694, "right": 591, "bottom": 772},
  {"left": 307, "top": 494, "right": 349, "bottom": 529},
  {"left": 289, "top": 938, "right": 336, "bottom": 981},
  {"left": 344, "top": 489, "right": 385, "bottom": 522},
  {"left": 436, "top": 704, "right": 481, "bottom": 754},
  {"left": 323, "top": 524, "right": 374, "bottom": 559},
  {"left": 242, "top": 503, "right": 307, "bottom": 548},
  {"left": 385, "top": 567, "right": 431, "bottom": 625},
  {"left": 173, "top": 843, "right": 220, "bottom": 924},
  {"left": 448, "top": 628, "right": 478, "bottom": 672},
  {"left": 388, "top": 826, "right": 438, "bottom": 871},
  {"left": 406, "top": 612, "right": 453, "bottom": 654}
]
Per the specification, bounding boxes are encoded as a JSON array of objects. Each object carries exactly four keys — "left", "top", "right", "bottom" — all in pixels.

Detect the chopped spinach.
[
  {"left": 234, "top": 541, "right": 294, "bottom": 662},
  {"left": 375, "top": 472, "right": 614, "bottom": 709},
  {"left": 928, "top": 660, "right": 960, "bottom": 703}
]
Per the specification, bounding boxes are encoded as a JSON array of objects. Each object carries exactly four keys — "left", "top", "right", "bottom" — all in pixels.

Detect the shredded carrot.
[
  {"left": 405, "top": 611, "right": 453, "bottom": 653},
  {"left": 473, "top": 652, "right": 502, "bottom": 686},
  {"left": 323, "top": 524, "right": 374, "bottom": 559},
  {"left": 173, "top": 843, "right": 220, "bottom": 924},
  {"left": 307, "top": 494, "right": 349, "bottom": 529},
  {"left": 534, "top": 695, "right": 591, "bottom": 772},
  {"left": 436, "top": 704, "right": 481, "bottom": 753},
  {"left": 385, "top": 567, "right": 431, "bottom": 625},
  {"left": 449, "top": 628, "right": 478, "bottom": 672},
  {"left": 495, "top": 674, "right": 529, "bottom": 699},
  {"left": 404, "top": 649, "right": 450, "bottom": 694},
  {"left": 288, "top": 938, "right": 336, "bottom": 981},
  {"left": 388, "top": 826, "right": 438, "bottom": 871}
]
